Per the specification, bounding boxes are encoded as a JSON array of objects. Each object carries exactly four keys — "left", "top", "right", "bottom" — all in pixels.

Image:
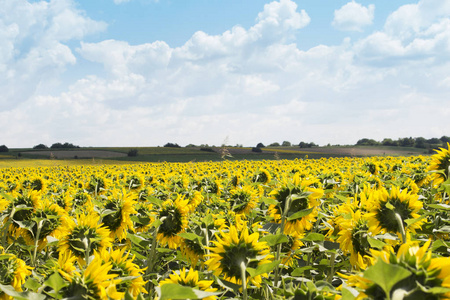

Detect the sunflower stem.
[
  {"left": 146, "top": 216, "right": 165, "bottom": 296},
  {"left": 83, "top": 236, "right": 91, "bottom": 265},
  {"left": 395, "top": 213, "right": 406, "bottom": 244},
  {"left": 2, "top": 207, "right": 15, "bottom": 249},
  {"left": 240, "top": 260, "right": 248, "bottom": 300},
  {"left": 32, "top": 219, "right": 44, "bottom": 267},
  {"left": 274, "top": 193, "right": 292, "bottom": 287},
  {"left": 327, "top": 252, "right": 336, "bottom": 283},
  {"left": 202, "top": 227, "right": 211, "bottom": 280}
]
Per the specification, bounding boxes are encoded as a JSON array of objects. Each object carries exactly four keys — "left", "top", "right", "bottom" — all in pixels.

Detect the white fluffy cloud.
[
  {"left": 1, "top": 0, "right": 450, "bottom": 148},
  {"left": 332, "top": 1, "right": 375, "bottom": 32},
  {"left": 0, "top": 0, "right": 106, "bottom": 110}
]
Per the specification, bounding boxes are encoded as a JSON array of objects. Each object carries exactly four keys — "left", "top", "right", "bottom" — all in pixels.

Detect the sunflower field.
[{"left": 0, "top": 144, "right": 450, "bottom": 300}]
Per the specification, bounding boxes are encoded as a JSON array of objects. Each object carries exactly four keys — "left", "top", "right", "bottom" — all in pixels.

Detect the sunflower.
[
  {"left": 156, "top": 195, "right": 189, "bottom": 249},
  {"left": 99, "top": 248, "right": 147, "bottom": 297},
  {"left": 428, "top": 143, "right": 450, "bottom": 186},
  {"left": 336, "top": 208, "right": 372, "bottom": 269},
  {"left": 59, "top": 213, "right": 112, "bottom": 265},
  {"left": 59, "top": 254, "right": 123, "bottom": 300},
  {"left": 101, "top": 188, "right": 137, "bottom": 241},
  {"left": 365, "top": 186, "right": 424, "bottom": 238},
  {"left": 227, "top": 184, "right": 261, "bottom": 215},
  {"left": 252, "top": 168, "right": 272, "bottom": 184},
  {"left": 158, "top": 268, "right": 217, "bottom": 300},
  {"left": 18, "top": 197, "right": 67, "bottom": 247},
  {"left": 205, "top": 225, "right": 273, "bottom": 287},
  {"left": 345, "top": 240, "right": 450, "bottom": 299},
  {"left": 179, "top": 234, "right": 205, "bottom": 266},
  {"left": 133, "top": 202, "right": 154, "bottom": 233},
  {"left": 0, "top": 250, "right": 32, "bottom": 298},
  {"left": 268, "top": 175, "right": 323, "bottom": 235},
  {"left": 20, "top": 175, "right": 47, "bottom": 193}
]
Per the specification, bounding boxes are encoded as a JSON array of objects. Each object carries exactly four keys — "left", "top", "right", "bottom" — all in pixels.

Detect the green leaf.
[
  {"left": 363, "top": 259, "right": 412, "bottom": 297},
  {"left": 178, "top": 232, "right": 203, "bottom": 242},
  {"left": 246, "top": 260, "right": 280, "bottom": 278},
  {"left": 259, "top": 234, "right": 288, "bottom": 246},
  {"left": 215, "top": 276, "right": 241, "bottom": 294},
  {"left": 24, "top": 278, "right": 41, "bottom": 292},
  {"left": 44, "top": 272, "right": 68, "bottom": 293},
  {"left": 0, "top": 284, "right": 46, "bottom": 300},
  {"left": 127, "top": 233, "right": 151, "bottom": 249},
  {"left": 202, "top": 214, "right": 214, "bottom": 227},
  {"left": 287, "top": 207, "right": 314, "bottom": 221},
  {"left": 291, "top": 266, "right": 314, "bottom": 276},
  {"left": 427, "top": 203, "right": 450, "bottom": 211},
  {"left": 156, "top": 283, "right": 221, "bottom": 300},
  {"left": 261, "top": 197, "right": 278, "bottom": 206},
  {"left": 367, "top": 237, "right": 386, "bottom": 249},
  {"left": 301, "top": 232, "right": 325, "bottom": 242}
]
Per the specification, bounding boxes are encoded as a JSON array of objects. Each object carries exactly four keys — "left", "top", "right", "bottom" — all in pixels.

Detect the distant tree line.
[
  {"left": 256, "top": 141, "right": 318, "bottom": 148},
  {"left": 0, "top": 145, "right": 8, "bottom": 152},
  {"left": 356, "top": 136, "right": 450, "bottom": 151},
  {"left": 33, "top": 142, "right": 80, "bottom": 149}
]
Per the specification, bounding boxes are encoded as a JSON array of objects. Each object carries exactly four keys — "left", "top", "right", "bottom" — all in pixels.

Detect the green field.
[{"left": 0, "top": 145, "right": 430, "bottom": 167}]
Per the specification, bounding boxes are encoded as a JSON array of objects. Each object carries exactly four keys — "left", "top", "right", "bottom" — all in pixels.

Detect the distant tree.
[
  {"left": 0, "top": 145, "right": 8, "bottom": 152},
  {"left": 185, "top": 144, "right": 197, "bottom": 147},
  {"left": 381, "top": 138, "right": 398, "bottom": 146},
  {"left": 356, "top": 138, "right": 379, "bottom": 146},
  {"left": 164, "top": 143, "right": 181, "bottom": 148},
  {"left": 33, "top": 144, "right": 48, "bottom": 149},
  {"left": 252, "top": 147, "right": 262, "bottom": 153},
  {"left": 269, "top": 142, "right": 280, "bottom": 147},
  {"left": 427, "top": 137, "right": 442, "bottom": 145},
  {"left": 281, "top": 141, "right": 291, "bottom": 147},
  {"left": 127, "top": 149, "right": 138, "bottom": 157},
  {"left": 397, "top": 137, "right": 415, "bottom": 147},
  {"left": 256, "top": 143, "right": 265, "bottom": 148},
  {"left": 50, "top": 142, "right": 63, "bottom": 149},
  {"left": 414, "top": 137, "right": 428, "bottom": 149},
  {"left": 50, "top": 142, "right": 79, "bottom": 149},
  {"left": 440, "top": 136, "right": 450, "bottom": 144}
]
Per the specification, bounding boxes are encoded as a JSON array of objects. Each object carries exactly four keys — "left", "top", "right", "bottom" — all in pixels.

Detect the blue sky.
[{"left": 1, "top": 0, "right": 450, "bottom": 147}]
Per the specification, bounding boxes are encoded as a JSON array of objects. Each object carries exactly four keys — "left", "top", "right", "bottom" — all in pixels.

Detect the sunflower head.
[
  {"left": 428, "top": 143, "right": 450, "bottom": 186},
  {"left": 349, "top": 240, "right": 450, "bottom": 299},
  {"left": 227, "top": 184, "right": 260, "bottom": 215},
  {"left": 158, "top": 268, "right": 217, "bottom": 300},
  {"left": 59, "top": 213, "right": 112, "bottom": 264},
  {"left": 205, "top": 225, "right": 273, "bottom": 287},
  {"left": 99, "top": 248, "right": 147, "bottom": 296},
  {"left": 101, "top": 189, "right": 137, "bottom": 240},
  {"left": 156, "top": 195, "right": 189, "bottom": 249},
  {"left": 268, "top": 177, "right": 323, "bottom": 235},
  {"left": 0, "top": 251, "right": 32, "bottom": 293},
  {"left": 60, "top": 254, "right": 123, "bottom": 300},
  {"left": 366, "top": 186, "right": 424, "bottom": 236}
]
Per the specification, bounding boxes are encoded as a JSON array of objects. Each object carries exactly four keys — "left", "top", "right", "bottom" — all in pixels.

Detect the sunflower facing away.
[
  {"left": 268, "top": 175, "right": 323, "bottom": 235},
  {"left": 205, "top": 224, "right": 273, "bottom": 287},
  {"left": 0, "top": 249, "right": 32, "bottom": 299},
  {"left": 59, "top": 213, "right": 112, "bottom": 265},
  {"left": 428, "top": 142, "right": 450, "bottom": 186},
  {"left": 344, "top": 240, "right": 450, "bottom": 299},
  {"left": 366, "top": 186, "right": 424, "bottom": 238},
  {"left": 158, "top": 268, "right": 217, "bottom": 300},
  {"left": 156, "top": 195, "right": 189, "bottom": 249}
]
